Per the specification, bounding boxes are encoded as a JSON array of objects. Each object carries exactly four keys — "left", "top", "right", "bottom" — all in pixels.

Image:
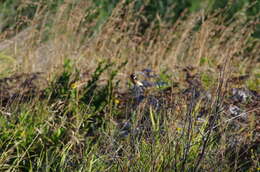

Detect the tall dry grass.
[{"left": 0, "top": 1, "right": 259, "bottom": 87}]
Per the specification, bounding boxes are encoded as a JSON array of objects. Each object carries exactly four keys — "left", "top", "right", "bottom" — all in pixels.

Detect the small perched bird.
[
  {"left": 129, "top": 73, "right": 161, "bottom": 109},
  {"left": 130, "top": 73, "right": 168, "bottom": 88},
  {"left": 129, "top": 73, "right": 146, "bottom": 99}
]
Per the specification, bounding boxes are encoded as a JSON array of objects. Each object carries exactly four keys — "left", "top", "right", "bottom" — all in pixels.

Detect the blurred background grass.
[{"left": 0, "top": 0, "right": 259, "bottom": 84}]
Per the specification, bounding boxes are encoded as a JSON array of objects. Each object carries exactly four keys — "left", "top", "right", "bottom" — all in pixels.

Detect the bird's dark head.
[
  {"left": 130, "top": 73, "right": 137, "bottom": 82},
  {"left": 130, "top": 73, "right": 144, "bottom": 87}
]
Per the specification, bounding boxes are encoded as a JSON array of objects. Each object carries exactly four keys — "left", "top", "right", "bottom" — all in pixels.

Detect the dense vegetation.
[{"left": 0, "top": 0, "right": 259, "bottom": 171}]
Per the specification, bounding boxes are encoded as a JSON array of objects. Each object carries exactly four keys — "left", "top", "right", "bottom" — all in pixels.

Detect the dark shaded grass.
[{"left": 0, "top": 61, "right": 259, "bottom": 171}]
